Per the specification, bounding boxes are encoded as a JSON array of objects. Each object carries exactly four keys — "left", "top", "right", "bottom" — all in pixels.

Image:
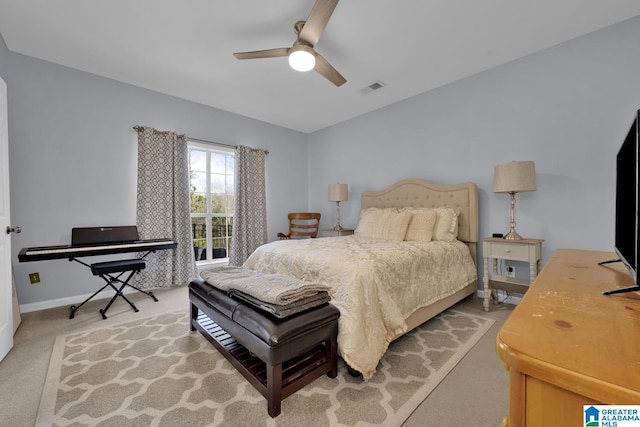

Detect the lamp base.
[
  {"left": 332, "top": 201, "right": 344, "bottom": 232},
  {"left": 503, "top": 230, "right": 523, "bottom": 240},
  {"left": 504, "top": 192, "right": 524, "bottom": 240}
]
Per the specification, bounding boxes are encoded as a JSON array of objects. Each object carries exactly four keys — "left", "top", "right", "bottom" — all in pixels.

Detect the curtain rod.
[
  {"left": 191, "top": 137, "right": 269, "bottom": 155},
  {"left": 133, "top": 126, "right": 268, "bottom": 154},
  {"left": 188, "top": 137, "right": 237, "bottom": 150}
]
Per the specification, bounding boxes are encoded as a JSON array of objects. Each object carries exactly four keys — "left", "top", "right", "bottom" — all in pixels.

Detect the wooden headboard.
[{"left": 361, "top": 178, "right": 479, "bottom": 262}]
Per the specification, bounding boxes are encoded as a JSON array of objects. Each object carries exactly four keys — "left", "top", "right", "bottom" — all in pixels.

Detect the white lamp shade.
[
  {"left": 328, "top": 183, "right": 348, "bottom": 202},
  {"left": 494, "top": 161, "right": 537, "bottom": 193},
  {"left": 288, "top": 45, "right": 316, "bottom": 72}
]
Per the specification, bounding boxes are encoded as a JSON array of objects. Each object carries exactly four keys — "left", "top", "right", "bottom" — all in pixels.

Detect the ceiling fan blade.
[
  {"left": 298, "top": 0, "right": 339, "bottom": 47},
  {"left": 233, "top": 48, "right": 289, "bottom": 60},
  {"left": 314, "top": 53, "right": 346, "bottom": 87}
]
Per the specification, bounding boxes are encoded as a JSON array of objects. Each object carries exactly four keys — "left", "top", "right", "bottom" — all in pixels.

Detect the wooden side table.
[
  {"left": 482, "top": 237, "right": 543, "bottom": 311},
  {"left": 320, "top": 228, "right": 354, "bottom": 237}
]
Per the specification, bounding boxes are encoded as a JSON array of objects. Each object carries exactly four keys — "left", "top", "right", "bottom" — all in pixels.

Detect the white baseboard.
[
  {"left": 19, "top": 287, "right": 141, "bottom": 313},
  {"left": 21, "top": 287, "right": 519, "bottom": 314}
]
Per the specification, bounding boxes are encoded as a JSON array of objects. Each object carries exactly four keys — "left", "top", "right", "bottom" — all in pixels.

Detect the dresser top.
[{"left": 497, "top": 248, "right": 640, "bottom": 403}]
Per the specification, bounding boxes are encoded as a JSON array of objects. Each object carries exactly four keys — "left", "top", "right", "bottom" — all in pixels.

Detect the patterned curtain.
[
  {"left": 133, "top": 126, "right": 196, "bottom": 287},
  {"left": 228, "top": 145, "right": 268, "bottom": 266}
]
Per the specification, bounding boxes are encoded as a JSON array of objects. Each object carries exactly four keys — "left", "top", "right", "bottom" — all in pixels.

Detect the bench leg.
[
  {"left": 100, "top": 280, "right": 139, "bottom": 319},
  {"left": 266, "top": 362, "right": 283, "bottom": 417},
  {"left": 190, "top": 303, "right": 198, "bottom": 331},
  {"left": 327, "top": 336, "right": 338, "bottom": 378}
]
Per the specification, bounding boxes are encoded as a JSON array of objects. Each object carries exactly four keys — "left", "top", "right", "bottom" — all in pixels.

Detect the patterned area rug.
[{"left": 36, "top": 308, "right": 494, "bottom": 427}]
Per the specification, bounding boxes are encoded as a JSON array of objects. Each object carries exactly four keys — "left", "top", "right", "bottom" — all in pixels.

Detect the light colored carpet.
[{"left": 36, "top": 307, "right": 494, "bottom": 426}]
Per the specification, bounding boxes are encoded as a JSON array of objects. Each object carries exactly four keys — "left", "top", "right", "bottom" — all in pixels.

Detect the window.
[{"left": 188, "top": 141, "right": 234, "bottom": 264}]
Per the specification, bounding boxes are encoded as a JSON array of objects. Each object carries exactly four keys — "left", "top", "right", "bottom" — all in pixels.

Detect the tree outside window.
[{"left": 189, "top": 143, "right": 234, "bottom": 263}]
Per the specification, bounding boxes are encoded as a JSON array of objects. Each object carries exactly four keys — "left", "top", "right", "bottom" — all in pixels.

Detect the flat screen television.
[{"left": 600, "top": 109, "right": 640, "bottom": 295}]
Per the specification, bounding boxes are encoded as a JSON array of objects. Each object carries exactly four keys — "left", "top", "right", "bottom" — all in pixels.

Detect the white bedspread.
[{"left": 243, "top": 235, "right": 477, "bottom": 380}]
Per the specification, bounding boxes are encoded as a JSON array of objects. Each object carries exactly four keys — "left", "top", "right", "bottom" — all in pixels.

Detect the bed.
[{"left": 243, "top": 178, "right": 479, "bottom": 380}]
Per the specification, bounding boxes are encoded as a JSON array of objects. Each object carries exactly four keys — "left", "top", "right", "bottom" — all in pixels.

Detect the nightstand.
[
  {"left": 320, "top": 228, "right": 354, "bottom": 237},
  {"left": 482, "top": 237, "right": 543, "bottom": 311}
]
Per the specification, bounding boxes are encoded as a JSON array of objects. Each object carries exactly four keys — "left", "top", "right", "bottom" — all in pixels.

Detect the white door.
[{"left": 0, "top": 76, "right": 14, "bottom": 361}]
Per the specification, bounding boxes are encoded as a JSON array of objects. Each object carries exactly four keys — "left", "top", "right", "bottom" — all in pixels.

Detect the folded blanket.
[
  {"left": 229, "top": 290, "right": 330, "bottom": 318},
  {"left": 200, "top": 266, "right": 331, "bottom": 305}
]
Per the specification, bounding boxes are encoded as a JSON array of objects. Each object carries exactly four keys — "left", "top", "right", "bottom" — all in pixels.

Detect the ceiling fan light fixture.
[
  {"left": 232, "top": 0, "right": 345, "bottom": 86},
  {"left": 288, "top": 45, "right": 316, "bottom": 72}
]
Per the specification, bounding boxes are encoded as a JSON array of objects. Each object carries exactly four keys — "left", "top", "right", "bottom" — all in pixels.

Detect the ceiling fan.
[{"left": 233, "top": 0, "right": 347, "bottom": 87}]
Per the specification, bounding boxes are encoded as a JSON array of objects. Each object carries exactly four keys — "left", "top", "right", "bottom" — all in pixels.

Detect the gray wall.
[
  {"left": 6, "top": 15, "right": 640, "bottom": 308},
  {"left": 5, "top": 46, "right": 310, "bottom": 307},
  {"left": 0, "top": 30, "right": 7, "bottom": 79},
  {"left": 308, "top": 16, "right": 640, "bottom": 277}
]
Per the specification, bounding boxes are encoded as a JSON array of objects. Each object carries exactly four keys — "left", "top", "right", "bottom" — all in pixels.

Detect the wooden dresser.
[{"left": 496, "top": 248, "right": 640, "bottom": 427}]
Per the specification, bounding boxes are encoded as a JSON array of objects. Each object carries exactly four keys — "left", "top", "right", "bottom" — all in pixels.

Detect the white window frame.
[{"left": 188, "top": 140, "right": 234, "bottom": 267}]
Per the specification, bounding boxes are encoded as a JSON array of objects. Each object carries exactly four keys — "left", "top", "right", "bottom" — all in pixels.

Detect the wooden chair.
[{"left": 277, "top": 213, "right": 321, "bottom": 239}]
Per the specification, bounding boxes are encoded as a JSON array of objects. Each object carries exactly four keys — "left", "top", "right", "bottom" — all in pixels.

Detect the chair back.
[{"left": 278, "top": 212, "right": 321, "bottom": 239}]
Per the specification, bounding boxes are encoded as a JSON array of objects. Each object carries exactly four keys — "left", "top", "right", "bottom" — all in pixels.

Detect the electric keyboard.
[{"left": 18, "top": 238, "right": 177, "bottom": 262}]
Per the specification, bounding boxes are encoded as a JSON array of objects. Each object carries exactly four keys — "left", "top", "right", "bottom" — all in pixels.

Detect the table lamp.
[
  {"left": 328, "top": 183, "right": 348, "bottom": 230},
  {"left": 493, "top": 161, "right": 536, "bottom": 240}
]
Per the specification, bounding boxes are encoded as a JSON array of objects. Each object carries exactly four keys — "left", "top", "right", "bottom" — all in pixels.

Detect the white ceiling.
[{"left": 1, "top": 1, "right": 640, "bottom": 133}]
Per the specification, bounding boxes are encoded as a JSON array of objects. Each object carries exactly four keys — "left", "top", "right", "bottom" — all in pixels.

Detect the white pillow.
[
  {"left": 355, "top": 208, "right": 412, "bottom": 241},
  {"left": 404, "top": 209, "right": 437, "bottom": 242}
]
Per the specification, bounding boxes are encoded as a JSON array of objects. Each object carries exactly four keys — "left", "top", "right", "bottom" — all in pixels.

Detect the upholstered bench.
[{"left": 188, "top": 278, "right": 340, "bottom": 417}]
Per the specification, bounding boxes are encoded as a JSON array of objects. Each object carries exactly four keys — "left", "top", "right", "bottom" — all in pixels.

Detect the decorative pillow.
[
  {"left": 354, "top": 207, "right": 385, "bottom": 237},
  {"left": 355, "top": 208, "right": 412, "bottom": 241},
  {"left": 432, "top": 207, "right": 459, "bottom": 242},
  {"left": 404, "top": 209, "right": 437, "bottom": 242}
]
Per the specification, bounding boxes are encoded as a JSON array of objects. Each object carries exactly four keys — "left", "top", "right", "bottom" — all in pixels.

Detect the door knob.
[{"left": 6, "top": 226, "right": 21, "bottom": 234}]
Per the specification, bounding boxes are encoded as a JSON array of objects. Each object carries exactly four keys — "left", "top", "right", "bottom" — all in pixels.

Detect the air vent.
[{"left": 360, "top": 80, "right": 386, "bottom": 94}]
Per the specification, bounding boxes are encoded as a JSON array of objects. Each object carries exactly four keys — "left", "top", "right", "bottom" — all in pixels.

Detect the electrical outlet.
[
  {"left": 506, "top": 265, "right": 516, "bottom": 278},
  {"left": 29, "top": 272, "right": 41, "bottom": 284}
]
